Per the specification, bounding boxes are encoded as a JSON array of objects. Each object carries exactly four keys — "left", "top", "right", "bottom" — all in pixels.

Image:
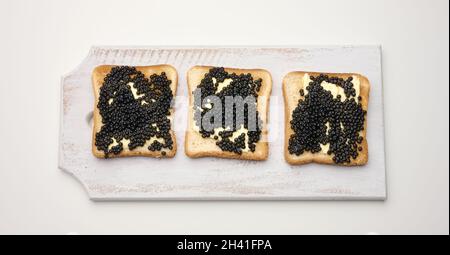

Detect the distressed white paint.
[{"left": 59, "top": 46, "right": 386, "bottom": 200}]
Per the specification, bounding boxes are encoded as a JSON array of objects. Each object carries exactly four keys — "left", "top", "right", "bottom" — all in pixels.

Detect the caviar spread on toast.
[
  {"left": 193, "top": 67, "right": 263, "bottom": 155},
  {"left": 94, "top": 66, "right": 174, "bottom": 158},
  {"left": 288, "top": 73, "right": 367, "bottom": 164}
]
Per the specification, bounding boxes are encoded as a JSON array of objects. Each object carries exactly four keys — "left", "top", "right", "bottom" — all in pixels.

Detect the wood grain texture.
[{"left": 59, "top": 46, "right": 386, "bottom": 200}]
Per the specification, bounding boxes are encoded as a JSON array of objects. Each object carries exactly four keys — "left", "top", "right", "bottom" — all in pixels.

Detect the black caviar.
[
  {"left": 288, "top": 74, "right": 367, "bottom": 164},
  {"left": 193, "top": 67, "right": 263, "bottom": 155},
  {"left": 95, "top": 66, "right": 173, "bottom": 158}
]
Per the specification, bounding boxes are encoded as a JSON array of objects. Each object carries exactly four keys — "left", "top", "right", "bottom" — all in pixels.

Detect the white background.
[{"left": 0, "top": 0, "right": 448, "bottom": 234}]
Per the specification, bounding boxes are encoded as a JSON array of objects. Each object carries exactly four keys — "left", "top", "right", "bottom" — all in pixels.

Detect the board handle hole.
[{"left": 86, "top": 111, "right": 93, "bottom": 127}]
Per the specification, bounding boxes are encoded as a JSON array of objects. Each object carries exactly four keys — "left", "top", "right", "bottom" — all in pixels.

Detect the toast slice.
[
  {"left": 185, "top": 66, "right": 272, "bottom": 160},
  {"left": 283, "top": 71, "right": 370, "bottom": 166},
  {"left": 92, "top": 65, "right": 178, "bottom": 158}
]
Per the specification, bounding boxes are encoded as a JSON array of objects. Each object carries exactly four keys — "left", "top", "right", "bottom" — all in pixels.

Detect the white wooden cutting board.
[{"left": 59, "top": 46, "right": 386, "bottom": 200}]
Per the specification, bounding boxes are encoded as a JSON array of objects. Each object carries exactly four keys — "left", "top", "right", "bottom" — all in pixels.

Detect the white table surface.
[{"left": 0, "top": 0, "right": 448, "bottom": 234}]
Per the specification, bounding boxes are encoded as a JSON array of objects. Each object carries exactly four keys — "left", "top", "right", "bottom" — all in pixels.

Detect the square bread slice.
[
  {"left": 283, "top": 71, "right": 370, "bottom": 166},
  {"left": 92, "top": 65, "right": 178, "bottom": 158},
  {"left": 185, "top": 66, "right": 272, "bottom": 160}
]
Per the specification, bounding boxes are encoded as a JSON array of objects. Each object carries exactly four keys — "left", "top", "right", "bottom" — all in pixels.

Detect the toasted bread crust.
[
  {"left": 91, "top": 65, "right": 178, "bottom": 158},
  {"left": 282, "top": 71, "right": 370, "bottom": 166},
  {"left": 185, "top": 66, "right": 272, "bottom": 161}
]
